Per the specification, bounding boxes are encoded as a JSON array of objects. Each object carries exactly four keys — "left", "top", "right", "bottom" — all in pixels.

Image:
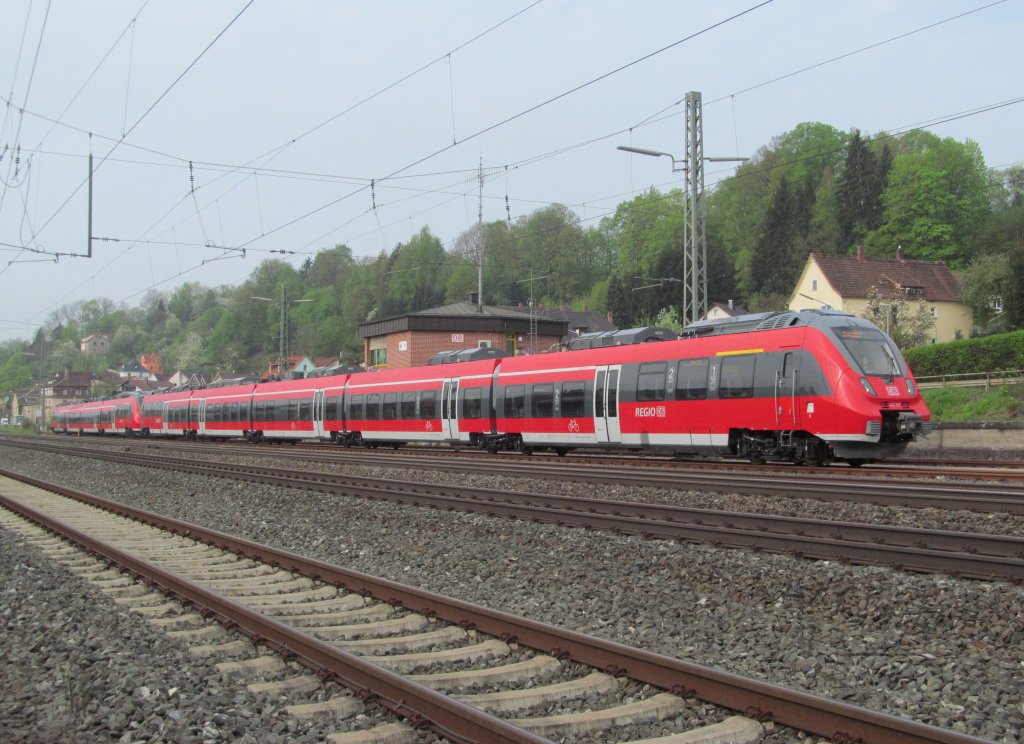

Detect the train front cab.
[{"left": 820, "top": 322, "right": 930, "bottom": 462}]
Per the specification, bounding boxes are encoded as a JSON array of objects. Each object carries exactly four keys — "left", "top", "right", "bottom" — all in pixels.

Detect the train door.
[
  {"left": 441, "top": 379, "right": 459, "bottom": 441},
  {"left": 198, "top": 399, "right": 207, "bottom": 436},
  {"left": 313, "top": 390, "right": 326, "bottom": 439},
  {"left": 593, "top": 364, "right": 622, "bottom": 444},
  {"left": 161, "top": 402, "right": 169, "bottom": 435},
  {"left": 775, "top": 352, "right": 799, "bottom": 428}
]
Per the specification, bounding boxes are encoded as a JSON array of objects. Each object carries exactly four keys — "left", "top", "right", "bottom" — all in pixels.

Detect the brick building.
[{"left": 358, "top": 300, "right": 569, "bottom": 369}]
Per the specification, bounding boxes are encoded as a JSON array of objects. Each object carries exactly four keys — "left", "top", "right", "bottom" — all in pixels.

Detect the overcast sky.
[{"left": 1, "top": 0, "right": 1021, "bottom": 343}]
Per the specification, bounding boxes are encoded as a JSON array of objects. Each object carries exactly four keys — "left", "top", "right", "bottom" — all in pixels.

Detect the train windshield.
[{"left": 834, "top": 327, "right": 903, "bottom": 377}]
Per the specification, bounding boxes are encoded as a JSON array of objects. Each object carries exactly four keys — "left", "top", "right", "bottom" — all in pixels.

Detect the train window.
[
  {"left": 504, "top": 385, "right": 525, "bottom": 418},
  {"left": 462, "top": 387, "right": 482, "bottom": 419},
  {"left": 382, "top": 393, "right": 398, "bottom": 420},
  {"left": 719, "top": 355, "right": 755, "bottom": 399},
  {"left": 420, "top": 391, "right": 437, "bottom": 419},
  {"left": 834, "top": 327, "right": 903, "bottom": 377},
  {"left": 531, "top": 384, "right": 554, "bottom": 418},
  {"left": 295, "top": 399, "right": 309, "bottom": 421},
  {"left": 366, "top": 393, "right": 380, "bottom": 420},
  {"left": 400, "top": 392, "right": 417, "bottom": 419},
  {"left": 636, "top": 363, "right": 667, "bottom": 402},
  {"left": 349, "top": 394, "right": 364, "bottom": 420},
  {"left": 274, "top": 400, "right": 287, "bottom": 421},
  {"left": 607, "top": 370, "right": 618, "bottom": 417},
  {"left": 287, "top": 399, "right": 300, "bottom": 421},
  {"left": 676, "top": 358, "right": 709, "bottom": 400},
  {"left": 326, "top": 395, "right": 341, "bottom": 421},
  {"left": 561, "top": 382, "right": 586, "bottom": 417}
]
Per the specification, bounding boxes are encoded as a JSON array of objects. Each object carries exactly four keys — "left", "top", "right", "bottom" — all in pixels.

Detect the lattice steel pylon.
[{"left": 683, "top": 91, "right": 706, "bottom": 327}]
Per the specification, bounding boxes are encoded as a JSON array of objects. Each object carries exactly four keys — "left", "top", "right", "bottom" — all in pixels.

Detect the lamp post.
[
  {"left": 617, "top": 92, "right": 748, "bottom": 326},
  {"left": 252, "top": 286, "right": 312, "bottom": 377},
  {"left": 12, "top": 350, "right": 41, "bottom": 431}
]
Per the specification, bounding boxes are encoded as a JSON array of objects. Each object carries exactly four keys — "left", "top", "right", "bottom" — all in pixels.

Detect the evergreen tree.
[{"left": 837, "top": 130, "right": 883, "bottom": 250}]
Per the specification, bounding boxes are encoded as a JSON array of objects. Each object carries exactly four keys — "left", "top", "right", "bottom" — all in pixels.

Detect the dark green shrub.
[{"left": 904, "top": 330, "right": 1024, "bottom": 377}]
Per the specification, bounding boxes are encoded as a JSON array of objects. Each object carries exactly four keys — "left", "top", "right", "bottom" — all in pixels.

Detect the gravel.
[{"left": 2, "top": 442, "right": 1022, "bottom": 742}]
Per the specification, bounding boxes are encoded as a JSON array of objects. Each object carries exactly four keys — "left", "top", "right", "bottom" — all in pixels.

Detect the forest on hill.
[{"left": 1, "top": 122, "right": 1022, "bottom": 392}]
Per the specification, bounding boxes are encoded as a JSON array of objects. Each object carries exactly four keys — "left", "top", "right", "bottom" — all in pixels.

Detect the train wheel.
[
  {"left": 555, "top": 447, "right": 569, "bottom": 457},
  {"left": 846, "top": 458, "right": 867, "bottom": 467}
]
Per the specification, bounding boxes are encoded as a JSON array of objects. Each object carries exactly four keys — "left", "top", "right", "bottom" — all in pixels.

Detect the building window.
[
  {"left": 369, "top": 348, "right": 387, "bottom": 366},
  {"left": 930, "top": 306, "right": 937, "bottom": 318},
  {"left": 478, "top": 339, "right": 491, "bottom": 348},
  {"left": 811, "top": 279, "right": 817, "bottom": 291}
]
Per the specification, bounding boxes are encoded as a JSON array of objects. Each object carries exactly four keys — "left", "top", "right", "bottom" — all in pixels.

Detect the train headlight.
[
  {"left": 905, "top": 378, "right": 916, "bottom": 396},
  {"left": 859, "top": 377, "right": 877, "bottom": 396}
]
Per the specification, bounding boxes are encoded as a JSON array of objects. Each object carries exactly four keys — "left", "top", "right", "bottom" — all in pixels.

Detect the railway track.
[
  {"left": 0, "top": 470, "right": 990, "bottom": 743},
  {"left": 5, "top": 440, "right": 1023, "bottom": 581},
  {"left": 11, "top": 435, "right": 1024, "bottom": 515}
]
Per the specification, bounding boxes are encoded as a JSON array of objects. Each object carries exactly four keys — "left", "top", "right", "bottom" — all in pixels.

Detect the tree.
[
  {"left": 382, "top": 228, "right": 449, "bottom": 315},
  {"left": 867, "top": 134, "right": 989, "bottom": 266},
  {"left": 0, "top": 354, "right": 33, "bottom": 393},
  {"left": 861, "top": 287, "right": 935, "bottom": 349},
  {"left": 751, "top": 176, "right": 813, "bottom": 298},
  {"left": 836, "top": 130, "right": 885, "bottom": 250},
  {"left": 959, "top": 253, "right": 1010, "bottom": 332}
]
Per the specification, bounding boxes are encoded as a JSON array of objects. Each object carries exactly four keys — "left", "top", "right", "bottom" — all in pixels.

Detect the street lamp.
[
  {"left": 10, "top": 350, "right": 42, "bottom": 432},
  {"left": 618, "top": 133, "right": 749, "bottom": 325},
  {"left": 252, "top": 286, "right": 312, "bottom": 377}
]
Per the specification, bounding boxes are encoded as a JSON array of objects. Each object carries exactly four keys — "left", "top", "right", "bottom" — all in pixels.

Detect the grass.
[{"left": 921, "top": 384, "right": 1024, "bottom": 422}]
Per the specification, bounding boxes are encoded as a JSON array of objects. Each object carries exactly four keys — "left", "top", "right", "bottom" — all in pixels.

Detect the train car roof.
[
  {"left": 189, "top": 382, "right": 258, "bottom": 399},
  {"left": 251, "top": 375, "right": 348, "bottom": 394},
  {"left": 347, "top": 358, "right": 503, "bottom": 386}
]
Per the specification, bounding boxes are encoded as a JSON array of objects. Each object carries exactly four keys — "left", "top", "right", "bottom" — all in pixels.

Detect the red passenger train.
[{"left": 51, "top": 309, "right": 931, "bottom": 465}]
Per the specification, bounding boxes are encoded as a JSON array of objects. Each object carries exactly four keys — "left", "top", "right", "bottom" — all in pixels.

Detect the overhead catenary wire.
[
  {"left": 18, "top": 0, "right": 256, "bottom": 254},
  {"left": 7, "top": 0, "right": 551, "bottom": 319},
  {"left": 6, "top": 2, "right": 1019, "bottom": 331}
]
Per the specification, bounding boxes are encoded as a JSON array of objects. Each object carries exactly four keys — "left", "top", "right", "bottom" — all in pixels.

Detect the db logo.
[
  {"left": 568, "top": 419, "right": 580, "bottom": 433},
  {"left": 886, "top": 385, "right": 900, "bottom": 396},
  {"left": 425, "top": 421, "right": 433, "bottom": 431}
]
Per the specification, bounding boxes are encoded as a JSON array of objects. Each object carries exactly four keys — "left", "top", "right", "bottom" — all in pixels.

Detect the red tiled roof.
[{"left": 812, "top": 253, "right": 962, "bottom": 302}]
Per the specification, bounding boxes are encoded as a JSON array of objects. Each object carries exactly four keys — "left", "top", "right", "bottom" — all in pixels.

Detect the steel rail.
[
  {"left": 0, "top": 482, "right": 548, "bottom": 744},
  {"left": 6, "top": 437, "right": 1024, "bottom": 514},
  {"left": 0, "top": 468, "right": 990, "bottom": 744},
  {"left": 6, "top": 441, "right": 1023, "bottom": 581}
]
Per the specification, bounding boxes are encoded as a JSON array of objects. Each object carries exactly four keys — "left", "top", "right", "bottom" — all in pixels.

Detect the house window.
[
  {"left": 930, "top": 306, "right": 937, "bottom": 318},
  {"left": 811, "top": 279, "right": 817, "bottom": 291},
  {"left": 478, "top": 339, "right": 492, "bottom": 348}
]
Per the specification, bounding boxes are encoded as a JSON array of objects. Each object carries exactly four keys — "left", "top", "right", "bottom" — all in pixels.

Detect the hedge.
[{"left": 903, "top": 330, "right": 1024, "bottom": 377}]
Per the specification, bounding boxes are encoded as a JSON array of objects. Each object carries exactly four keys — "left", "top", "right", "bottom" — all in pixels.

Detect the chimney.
[
  {"left": 559, "top": 303, "right": 565, "bottom": 312},
  {"left": 468, "top": 291, "right": 479, "bottom": 306},
  {"left": 896, "top": 245, "right": 905, "bottom": 262},
  {"left": 583, "top": 304, "right": 589, "bottom": 313},
  {"left": 727, "top": 298, "right": 734, "bottom": 310},
  {"left": 856, "top": 245, "right": 866, "bottom": 262}
]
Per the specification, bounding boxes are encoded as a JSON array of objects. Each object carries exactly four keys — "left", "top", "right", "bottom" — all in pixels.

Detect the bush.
[{"left": 904, "top": 330, "right": 1024, "bottom": 377}]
